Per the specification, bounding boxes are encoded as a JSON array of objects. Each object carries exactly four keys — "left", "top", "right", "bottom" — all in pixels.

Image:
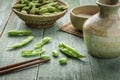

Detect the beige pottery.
[{"left": 83, "top": 0, "right": 120, "bottom": 58}]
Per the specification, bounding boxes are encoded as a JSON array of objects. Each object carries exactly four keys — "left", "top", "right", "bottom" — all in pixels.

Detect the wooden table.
[{"left": 0, "top": 0, "right": 120, "bottom": 80}]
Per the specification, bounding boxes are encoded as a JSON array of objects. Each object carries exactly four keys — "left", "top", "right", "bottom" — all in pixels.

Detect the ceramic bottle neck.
[{"left": 97, "top": 2, "right": 120, "bottom": 19}]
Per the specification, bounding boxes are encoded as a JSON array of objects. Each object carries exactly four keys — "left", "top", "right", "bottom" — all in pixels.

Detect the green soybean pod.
[
  {"left": 30, "top": 8, "right": 36, "bottom": 14},
  {"left": 8, "top": 36, "right": 34, "bottom": 49},
  {"left": 39, "top": 7, "right": 49, "bottom": 14},
  {"left": 59, "top": 47, "right": 79, "bottom": 59},
  {"left": 34, "top": 37, "right": 51, "bottom": 49},
  {"left": 32, "top": 48, "right": 45, "bottom": 55},
  {"left": 59, "top": 42, "right": 85, "bottom": 59},
  {"left": 29, "top": 2, "right": 35, "bottom": 8},
  {"left": 8, "top": 30, "right": 32, "bottom": 36},
  {"left": 52, "top": 50, "right": 59, "bottom": 57},
  {"left": 47, "top": 6, "right": 57, "bottom": 13},
  {"left": 13, "top": 4, "right": 27, "bottom": 9},
  {"left": 60, "top": 42, "right": 83, "bottom": 57},
  {"left": 30, "top": 8, "right": 39, "bottom": 14},
  {"left": 20, "top": 0, "right": 30, "bottom": 4},
  {"left": 22, "top": 7, "right": 30, "bottom": 11},
  {"left": 59, "top": 58, "right": 67, "bottom": 65},
  {"left": 58, "top": 5, "right": 67, "bottom": 11},
  {"left": 47, "top": 2, "right": 57, "bottom": 7},
  {"left": 21, "top": 10, "right": 28, "bottom": 14},
  {"left": 21, "top": 49, "right": 45, "bottom": 57},
  {"left": 41, "top": 55, "right": 50, "bottom": 60},
  {"left": 21, "top": 50, "right": 33, "bottom": 57}
]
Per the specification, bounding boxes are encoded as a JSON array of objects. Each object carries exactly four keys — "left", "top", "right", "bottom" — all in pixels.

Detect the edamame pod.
[
  {"left": 13, "top": 4, "right": 27, "bottom": 9},
  {"left": 21, "top": 10, "right": 28, "bottom": 14},
  {"left": 47, "top": 2, "right": 57, "bottom": 7},
  {"left": 32, "top": 48, "right": 44, "bottom": 55},
  {"left": 58, "top": 5, "right": 67, "bottom": 10},
  {"left": 30, "top": 7, "right": 39, "bottom": 14},
  {"left": 34, "top": 37, "right": 51, "bottom": 49},
  {"left": 8, "top": 36, "right": 34, "bottom": 49},
  {"left": 21, "top": 48, "right": 45, "bottom": 57},
  {"left": 47, "top": 6, "right": 57, "bottom": 13},
  {"left": 29, "top": 2, "right": 35, "bottom": 8},
  {"left": 59, "top": 42, "right": 85, "bottom": 59},
  {"left": 22, "top": 7, "right": 30, "bottom": 11},
  {"left": 20, "top": 0, "right": 30, "bottom": 4},
  {"left": 8, "top": 30, "right": 32, "bottom": 36},
  {"left": 39, "top": 7, "right": 49, "bottom": 14}
]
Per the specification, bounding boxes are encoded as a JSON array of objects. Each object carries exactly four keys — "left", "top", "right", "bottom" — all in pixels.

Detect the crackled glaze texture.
[{"left": 83, "top": 0, "right": 120, "bottom": 58}]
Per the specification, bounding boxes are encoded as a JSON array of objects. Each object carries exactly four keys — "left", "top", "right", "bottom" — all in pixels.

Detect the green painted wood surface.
[
  {"left": 0, "top": 0, "right": 16, "bottom": 37},
  {"left": 0, "top": 0, "right": 120, "bottom": 80}
]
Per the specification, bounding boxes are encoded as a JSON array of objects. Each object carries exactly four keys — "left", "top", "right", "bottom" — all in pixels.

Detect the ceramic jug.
[{"left": 83, "top": 0, "right": 120, "bottom": 58}]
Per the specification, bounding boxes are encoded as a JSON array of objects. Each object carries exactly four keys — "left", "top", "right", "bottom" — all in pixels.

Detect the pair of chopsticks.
[{"left": 0, "top": 57, "right": 50, "bottom": 75}]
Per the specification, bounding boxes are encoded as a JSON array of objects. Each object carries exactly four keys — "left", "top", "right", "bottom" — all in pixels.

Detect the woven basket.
[{"left": 12, "top": 0, "right": 68, "bottom": 28}]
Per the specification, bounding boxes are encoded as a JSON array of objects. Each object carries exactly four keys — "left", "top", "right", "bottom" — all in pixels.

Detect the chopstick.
[{"left": 0, "top": 57, "right": 50, "bottom": 75}]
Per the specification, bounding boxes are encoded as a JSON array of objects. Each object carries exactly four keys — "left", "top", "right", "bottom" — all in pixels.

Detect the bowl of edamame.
[{"left": 12, "top": 0, "right": 68, "bottom": 28}]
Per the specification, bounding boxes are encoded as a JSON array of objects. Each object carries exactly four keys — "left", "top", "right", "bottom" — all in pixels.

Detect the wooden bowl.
[
  {"left": 70, "top": 5, "right": 99, "bottom": 31},
  {"left": 12, "top": 0, "right": 68, "bottom": 28}
]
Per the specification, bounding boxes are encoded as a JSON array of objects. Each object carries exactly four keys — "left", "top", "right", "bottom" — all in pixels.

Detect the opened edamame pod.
[{"left": 59, "top": 42, "right": 85, "bottom": 59}]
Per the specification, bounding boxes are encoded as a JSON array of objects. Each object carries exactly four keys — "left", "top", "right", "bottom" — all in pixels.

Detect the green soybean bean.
[
  {"left": 32, "top": 0, "right": 39, "bottom": 3},
  {"left": 43, "top": 0, "right": 50, "bottom": 4},
  {"left": 13, "top": 4, "right": 27, "bottom": 9},
  {"left": 8, "top": 30, "right": 32, "bottom": 36},
  {"left": 41, "top": 55, "right": 50, "bottom": 60},
  {"left": 22, "top": 7, "right": 30, "bottom": 11},
  {"left": 8, "top": 36, "right": 34, "bottom": 49},
  {"left": 59, "top": 58, "right": 67, "bottom": 65},
  {"left": 59, "top": 42, "right": 85, "bottom": 59},
  {"left": 34, "top": 37, "right": 51, "bottom": 49},
  {"left": 47, "top": 2, "right": 57, "bottom": 7},
  {"left": 29, "top": 2, "right": 35, "bottom": 8},
  {"left": 21, "top": 48, "right": 45, "bottom": 57},
  {"left": 30, "top": 7, "right": 39, "bottom": 14},
  {"left": 21, "top": 10, "right": 28, "bottom": 14},
  {"left": 32, "top": 48, "right": 45, "bottom": 55},
  {"left": 39, "top": 7, "right": 49, "bottom": 14},
  {"left": 58, "top": 5, "right": 67, "bottom": 11},
  {"left": 21, "top": 50, "right": 33, "bottom": 57},
  {"left": 21, "top": 0, "right": 30, "bottom": 5},
  {"left": 52, "top": 50, "right": 59, "bottom": 57},
  {"left": 47, "top": 6, "right": 57, "bottom": 12}
]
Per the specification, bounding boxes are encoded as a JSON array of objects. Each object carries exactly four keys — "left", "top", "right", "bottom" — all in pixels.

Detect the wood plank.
[
  {"left": 80, "top": 0, "right": 120, "bottom": 80},
  {"left": 0, "top": 12, "right": 44, "bottom": 80},
  {"left": 89, "top": 57, "right": 120, "bottom": 80},
  {"left": 36, "top": 0, "right": 93, "bottom": 80},
  {"left": 0, "top": 0, "right": 16, "bottom": 37}
]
